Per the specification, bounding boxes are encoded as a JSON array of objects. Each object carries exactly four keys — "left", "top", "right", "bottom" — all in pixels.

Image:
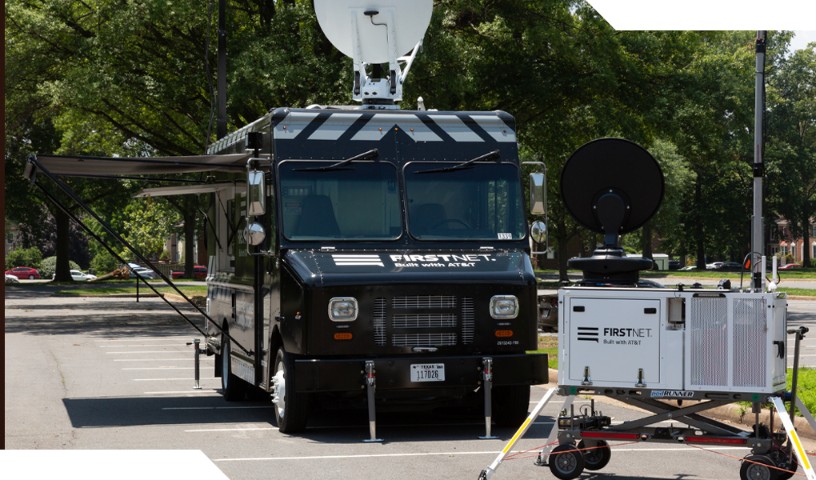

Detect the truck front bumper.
[{"left": 293, "top": 353, "right": 548, "bottom": 393}]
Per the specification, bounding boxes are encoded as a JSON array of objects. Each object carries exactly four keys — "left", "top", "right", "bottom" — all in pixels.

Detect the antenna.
[{"left": 314, "top": 0, "right": 433, "bottom": 108}]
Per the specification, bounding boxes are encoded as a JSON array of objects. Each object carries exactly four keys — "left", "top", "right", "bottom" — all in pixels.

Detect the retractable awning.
[{"left": 25, "top": 153, "right": 250, "bottom": 180}]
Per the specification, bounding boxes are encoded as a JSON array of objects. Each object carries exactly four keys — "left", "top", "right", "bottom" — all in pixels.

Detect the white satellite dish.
[{"left": 314, "top": 0, "right": 433, "bottom": 64}]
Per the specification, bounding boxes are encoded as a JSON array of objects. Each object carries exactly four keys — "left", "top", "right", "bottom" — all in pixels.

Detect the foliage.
[
  {"left": 5, "top": 0, "right": 815, "bottom": 275},
  {"left": 121, "top": 198, "right": 182, "bottom": 262},
  {"left": 90, "top": 249, "right": 119, "bottom": 275},
  {"left": 5, "top": 247, "right": 44, "bottom": 270},
  {"left": 39, "top": 256, "right": 80, "bottom": 279}
]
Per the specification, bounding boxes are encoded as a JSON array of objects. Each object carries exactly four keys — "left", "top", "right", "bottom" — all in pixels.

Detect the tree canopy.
[{"left": 5, "top": 0, "right": 815, "bottom": 278}]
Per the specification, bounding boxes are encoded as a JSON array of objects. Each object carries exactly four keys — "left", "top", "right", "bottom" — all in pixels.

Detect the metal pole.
[
  {"left": 751, "top": 31, "right": 767, "bottom": 291},
  {"left": 217, "top": 0, "right": 227, "bottom": 139}
]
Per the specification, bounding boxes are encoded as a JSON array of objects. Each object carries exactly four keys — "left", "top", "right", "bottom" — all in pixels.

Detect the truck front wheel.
[{"left": 271, "top": 347, "right": 309, "bottom": 433}]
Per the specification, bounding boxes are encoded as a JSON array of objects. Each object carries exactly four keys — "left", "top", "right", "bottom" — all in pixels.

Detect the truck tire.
[
  {"left": 272, "top": 347, "right": 309, "bottom": 433},
  {"left": 492, "top": 384, "right": 530, "bottom": 428},
  {"left": 220, "top": 333, "right": 245, "bottom": 401}
]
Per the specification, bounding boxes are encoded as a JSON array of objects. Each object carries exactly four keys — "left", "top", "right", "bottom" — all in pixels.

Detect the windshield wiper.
[
  {"left": 295, "top": 148, "right": 379, "bottom": 172},
  {"left": 414, "top": 149, "right": 500, "bottom": 174}
]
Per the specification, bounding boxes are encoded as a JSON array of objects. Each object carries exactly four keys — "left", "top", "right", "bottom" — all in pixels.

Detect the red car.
[
  {"left": 778, "top": 263, "right": 802, "bottom": 270},
  {"left": 5, "top": 266, "right": 41, "bottom": 279},
  {"left": 170, "top": 265, "right": 208, "bottom": 280}
]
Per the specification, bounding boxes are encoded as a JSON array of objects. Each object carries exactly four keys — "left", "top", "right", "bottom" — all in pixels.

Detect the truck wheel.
[
  {"left": 492, "top": 384, "right": 530, "bottom": 428},
  {"left": 220, "top": 333, "right": 244, "bottom": 401},
  {"left": 272, "top": 347, "right": 309, "bottom": 433}
]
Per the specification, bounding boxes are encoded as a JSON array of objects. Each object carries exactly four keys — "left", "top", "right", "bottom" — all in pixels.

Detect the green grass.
[
  {"left": 58, "top": 284, "right": 208, "bottom": 297},
  {"left": 788, "top": 368, "right": 816, "bottom": 414},
  {"left": 777, "top": 287, "right": 816, "bottom": 297}
]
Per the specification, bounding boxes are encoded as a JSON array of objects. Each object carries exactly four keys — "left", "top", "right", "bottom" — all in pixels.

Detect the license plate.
[{"left": 410, "top": 363, "right": 445, "bottom": 382}]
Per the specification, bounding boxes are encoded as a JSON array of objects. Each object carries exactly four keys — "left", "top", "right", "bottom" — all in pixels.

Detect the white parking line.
[
  {"left": 185, "top": 427, "right": 277, "bottom": 433},
  {"left": 143, "top": 389, "right": 220, "bottom": 395},
  {"left": 212, "top": 446, "right": 749, "bottom": 463},
  {"left": 99, "top": 344, "right": 191, "bottom": 348},
  {"left": 96, "top": 339, "right": 184, "bottom": 343},
  {"left": 164, "top": 406, "right": 274, "bottom": 411},
  {"left": 106, "top": 351, "right": 187, "bottom": 354},
  {"left": 114, "top": 358, "right": 196, "bottom": 362},
  {"left": 134, "top": 377, "right": 214, "bottom": 381},
  {"left": 121, "top": 367, "right": 194, "bottom": 370}
]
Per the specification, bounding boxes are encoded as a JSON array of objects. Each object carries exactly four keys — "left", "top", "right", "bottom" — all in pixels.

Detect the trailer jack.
[{"left": 186, "top": 338, "right": 207, "bottom": 390}]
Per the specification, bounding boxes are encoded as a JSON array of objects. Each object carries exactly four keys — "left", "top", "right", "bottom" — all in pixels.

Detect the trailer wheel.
[
  {"left": 272, "top": 347, "right": 309, "bottom": 433},
  {"left": 577, "top": 439, "right": 611, "bottom": 470},
  {"left": 548, "top": 444, "right": 585, "bottom": 480},
  {"left": 492, "top": 385, "right": 530, "bottom": 427},
  {"left": 769, "top": 448, "right": 798, "bottom": 480},
  {"left": 740, "top": 454, "right": 777, "bottom": 480},
  {"left": 220, "top": 334, "right": 244, "bottom": 401}
]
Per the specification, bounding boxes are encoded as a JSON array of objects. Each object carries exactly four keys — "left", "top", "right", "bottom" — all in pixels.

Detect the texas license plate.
[{"left": 410, "top": 363, "right": 445, "bottom": 382}]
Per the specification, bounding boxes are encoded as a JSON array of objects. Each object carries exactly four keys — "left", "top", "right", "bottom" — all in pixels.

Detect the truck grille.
[{"left": 373, "top": 295, "right": 475, "bottom": 348}]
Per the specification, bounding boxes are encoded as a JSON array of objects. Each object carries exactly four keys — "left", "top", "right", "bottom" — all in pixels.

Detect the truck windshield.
[
  {"left": 405, "top": 162, "right": 526, "bottom": 241},
  {"left": 279, "top": 160, "right": 401, "bottom": 240}
]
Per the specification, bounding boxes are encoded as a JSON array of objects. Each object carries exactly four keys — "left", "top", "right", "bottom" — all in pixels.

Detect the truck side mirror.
[
  {"left": 247, "top": 169, "right": 266, "bottom": 216},
  {"left": 529, "top": 172, "right": 546, "bottom": 215}
]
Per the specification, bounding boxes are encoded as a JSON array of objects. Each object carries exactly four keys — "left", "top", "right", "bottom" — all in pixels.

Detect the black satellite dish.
[{"left": 561, "top": 138, "right": 664, "bottom": 285}]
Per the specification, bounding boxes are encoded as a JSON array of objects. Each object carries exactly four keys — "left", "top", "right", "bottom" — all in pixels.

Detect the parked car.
[
  {"left": 678, "top": 265, "right": 697, "bottom": 271},
  {"left": 4, "top": 266, "right": 41, "bottom": 279},
  {"left": 70, "top": 269, "right": 97, "bottom": 282},
  {"left": 668, "top": 260, "right": 681, "bottom": 270},
  {"left": 5, "top": 274, "right": 20, "bottom": 284},
  {"left": 706, "top": 261, "right": 742, "bottom": 272},
  {"left": 779, "top": 263, "right": 802, "bottom": 270},
  {"left": 130, "top": 267, "right": 158, "bottom": 279},
  {"left": 170, "top": 265, "right": 208, "bottom": 280}
]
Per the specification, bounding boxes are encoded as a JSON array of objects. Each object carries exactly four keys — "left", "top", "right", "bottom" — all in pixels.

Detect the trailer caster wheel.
[
  {"left": 740, "top": 454, "right": 778, "bottom": 480},
  {"left": 549, "top": 444, "right": 585, "bottom": 480},
  {"left": 578, "top": 439, "right": 611, "bottom": 471},
  {"left": 769, "top": 448, "right": 798, "bottom": 480}
]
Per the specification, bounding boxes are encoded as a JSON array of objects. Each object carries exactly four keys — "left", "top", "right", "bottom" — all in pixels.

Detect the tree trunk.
[
  {"left": 694, "top": 181, "right": 706, "bottom": 269},
  {"left": 183, "top": 207, "right": 195, "bottom": 276},
  {"left": 54, "top": 209, "right": 73, "bottom": 281},
  {"left": 802, "top": 212, "right": 811, "bottom": 267}
]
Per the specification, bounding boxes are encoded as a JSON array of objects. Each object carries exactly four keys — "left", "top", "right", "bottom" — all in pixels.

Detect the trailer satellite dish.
[
  {"left": 561, "top": 138, "right": 664, "bottom": 285},
  {"left": 561, "top": 138, "right": 663, "bottom": 238},
  {"left": 314, "top": 0, "right": 432, "bottom": 64}
]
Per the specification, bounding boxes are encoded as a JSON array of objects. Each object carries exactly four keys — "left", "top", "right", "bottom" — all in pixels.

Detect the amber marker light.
[
  {"left": 495, "top": 329, "right": 513, "bottom": 338},
  {"left": 333, "top": 332, "right": 353, "bottom": 341}
]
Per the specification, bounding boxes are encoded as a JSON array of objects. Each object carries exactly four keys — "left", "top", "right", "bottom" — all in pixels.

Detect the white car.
[
  {"left": 5, "top": 274, "right": 20, "bottom": 284},
  {"left": 70, "top": 269, "right": 97, "bottom": 282}
]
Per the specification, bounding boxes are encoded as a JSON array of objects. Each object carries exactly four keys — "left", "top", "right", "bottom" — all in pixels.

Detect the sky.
[{"left": 790, "top": 31, "right": 816, "bottom": 51}]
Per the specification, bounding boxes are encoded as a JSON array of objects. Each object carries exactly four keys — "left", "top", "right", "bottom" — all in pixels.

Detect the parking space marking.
[
  {"left": 106, "top": 351, "right": 188, "bottom": 354},
  {"left": 213, "top": 446, "right": 749, "bottom": 463},
  {"left": 143, "top": 389, "right": 220, "bottom": 395},
  {"left": 133, "top": 377, "right": 216, "bottom": 381},
  {"left": 185, "top": 427, "right": 277, "bottom": 433},
  {"left": 114, "top": 358, "right": 197, "bottom": 362},
  {"left": 121, "top": 366, "right": 194, "bottom": 370},
  {"left": 164, "top": 406, "right": 275, "bottom": 411}
]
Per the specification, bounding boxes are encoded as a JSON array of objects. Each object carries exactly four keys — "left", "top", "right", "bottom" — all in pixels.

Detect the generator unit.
[{"left": 559, "top": 287, "right": 788, "bottom": 397}]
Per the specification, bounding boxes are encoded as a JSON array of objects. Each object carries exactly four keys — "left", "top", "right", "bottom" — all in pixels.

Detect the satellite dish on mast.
[
  {"left": 314, "top": 0, "right": 432, "bottom": 64},
  {"left": 313, "top": 0, "right": 433, "bottom": 107}
]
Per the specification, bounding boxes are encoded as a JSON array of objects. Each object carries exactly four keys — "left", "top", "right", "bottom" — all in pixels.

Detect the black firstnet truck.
[
  {"left": 207, "top": 106, "right": 548, "bottom": 433},
  {"left": 24, "top": 0, "right": 549, "bottom": 436}
]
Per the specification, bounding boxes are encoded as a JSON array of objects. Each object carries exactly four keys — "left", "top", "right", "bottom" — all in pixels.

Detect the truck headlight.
[
  {"left": 328, "top": 297, "right": 358, "bottom": 322},
  {"left": 490, "top": 295, "right": 519, "bottom": 320}
]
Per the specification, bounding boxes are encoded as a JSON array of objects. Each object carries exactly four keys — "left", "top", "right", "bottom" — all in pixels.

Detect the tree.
[{"left": 766, "top": 45, "right": 816, "bottom": 265}]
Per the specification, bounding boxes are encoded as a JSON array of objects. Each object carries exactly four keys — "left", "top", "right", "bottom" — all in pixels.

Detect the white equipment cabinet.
[{"left": 559, "top": 287, "right": 788, "bottom": 397}]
